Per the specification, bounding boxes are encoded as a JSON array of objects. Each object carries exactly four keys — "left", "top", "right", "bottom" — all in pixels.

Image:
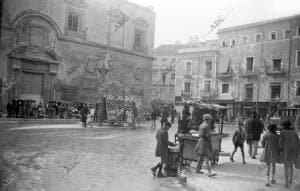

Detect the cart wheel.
[{"left": 211, "top": 150, "right": 219, "bottom": 167}]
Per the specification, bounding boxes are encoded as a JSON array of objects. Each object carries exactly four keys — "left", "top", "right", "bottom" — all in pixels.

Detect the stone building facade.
[
  {"left": 0, "top": 0, "right": 155, "bottom": 110},
  {"left": 174, "top": 41, "right": 218, "bottom": 102},
  {"left": 152, "top": 44, "right": 195, "bottom": 105},
  {"left": 217, "top": 14, "right": 300, "bottom": 117}
]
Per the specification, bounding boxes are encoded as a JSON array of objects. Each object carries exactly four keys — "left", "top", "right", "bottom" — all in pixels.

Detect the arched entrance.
[{"left": 8, "top": 46, "right": 61, "bottom": 104}]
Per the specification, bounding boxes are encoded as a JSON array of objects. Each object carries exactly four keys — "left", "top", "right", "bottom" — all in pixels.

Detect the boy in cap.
[
  {"left": 230, "top": 121, "right": 246, "bottom": 164},
  {"left": 151, "top": 122, "right": 176, "bottom": 177}
]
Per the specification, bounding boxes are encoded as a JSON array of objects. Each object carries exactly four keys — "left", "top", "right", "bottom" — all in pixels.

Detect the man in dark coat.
[
  {"left": 245, "top": 111, "right": 264, "bottom": 159},
  {"left": 6, "top": 101, "right": 12, "bottom": 118},
  {"left": 151, "top": 122, "right": 176, "bottom": 177},
  {"left": 81, "top": 103, "right": 89, "bottom": 128},
  {"left": 279, "top": 120, "right": 300, "bottom": 188},
  {"left": 170, "top": 106, "right": 176, "bottom": 124},
  {"left": 194, "top": 114, "right": 217, "bottom": 177},
  {"left": 160, "top": 107, "right": 169, "bottom": 128}
]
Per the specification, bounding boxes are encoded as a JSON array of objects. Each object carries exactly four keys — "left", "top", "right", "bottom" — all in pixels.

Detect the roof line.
[{"left": 218, "top": 14, "right": 300, "bottom": 33}]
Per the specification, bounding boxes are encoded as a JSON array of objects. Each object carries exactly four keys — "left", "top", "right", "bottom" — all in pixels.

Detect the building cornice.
[
  {"left": 61, "top": 37, "right": 155, "bottom": 60},
  {"left": 218, "top": 14, "right": 300, "bottom": 34},
  {"left": 2, "top": 26, "right": 154, "bottom": 60}
]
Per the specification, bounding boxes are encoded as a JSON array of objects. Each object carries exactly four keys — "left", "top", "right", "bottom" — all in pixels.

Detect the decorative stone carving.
[
  {"left": 64, "top": 0, "right": 88, "bottom": 8},
  {"left": 133, "top": 17, "right": 149, "bottom": 28},
  {"left": 81, "top": 77, "right": 97, "bottom": 89},
  {"left": 131, "top": 84, "right": 144, "bottom": 96},
  {"left": 134, "top": 67, "right": 145, "bottom": 80}
]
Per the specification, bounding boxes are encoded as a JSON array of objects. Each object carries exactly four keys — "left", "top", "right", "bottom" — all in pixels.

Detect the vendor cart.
[
  {"left": 177, "top": 133, "right": 228, "bottom": 166},
  {"left": 175, "top": 99, "right": 229, "bottom": 169}
]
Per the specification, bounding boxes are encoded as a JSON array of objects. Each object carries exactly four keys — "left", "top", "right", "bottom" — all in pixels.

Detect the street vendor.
[
  {"left": 194, "top": 114, "right": 217, "bottom": 177},
  {"left": 151, "top": 122, "right": 176, "bottom": 177},
  {"left": 178, "top": 105, "right": 191, "bottom": 134}
]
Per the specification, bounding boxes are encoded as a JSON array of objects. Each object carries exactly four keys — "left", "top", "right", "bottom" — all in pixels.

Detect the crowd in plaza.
[
  {"left": 150, "top": 104, "right": 300, "bottom": 189},
  {"left": 5, "top": 99, "right": 90, "bottom": 119}
]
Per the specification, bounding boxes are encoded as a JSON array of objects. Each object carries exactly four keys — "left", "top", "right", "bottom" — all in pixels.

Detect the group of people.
[
  {"left": 230, "top": 111, "right": 300, "bottom": 188},
  {"left": 150, "top": 106, "right": 177, "bottom": 129},
  {"left": 6, "top": 100, "right": 43, "bottom": 118},
  {"left": 5, "top": 100, "right": 87, "bottom": 119},
  {"left": 151, "top": 108, "right": 300, "bottom": 188},
  {"left": 151, "top": 111, "right": 217, "bottom": 178}
]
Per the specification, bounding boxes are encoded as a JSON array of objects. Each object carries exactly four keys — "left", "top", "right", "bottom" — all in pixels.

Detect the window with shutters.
[
  {"left": 296, "top": 50, "right": 300, "bottom": 67},
  {"left": 272, "top": 59, "right": 281, "bottom": 71},
  {"left": 68, "top": 13, "right": 79, "bottom": 32},
  {"left": 222, "top": 84, "right": 229, "bottom": 93},
  {"left": 245, "top": 84, "right": 253, "bottom": 101},
  {"left": 134, "top": 30, "right": 144, "bottom": 48},
  {"left": 205, "top": 59, "right": 213, "bottom": 74},
  {"left": 285, "top": 30, "right": 291, "bottom": 39},
  {"left": 255, "top": 33, "right": 262, "bottom": 42},
  {"left": 204, "top": 80, "right": 211, "bottom": 93},
  {"left": 270, "top": 31, "right": 277, "bottom": 40},
  {"left": 246, "top": 57, "right": 254, "bottom": 72},
  {"left": 296, "top": 82, "right": 300, "bottom": 96},
  {"left": 65, "top": 9, "right": 84, "bottom": 38},
  {"left": 270, "top": 83, "right": 281, "bottom": 100},
  {"left": 184, "top": 82, "right": 190, "bottom": 93}
]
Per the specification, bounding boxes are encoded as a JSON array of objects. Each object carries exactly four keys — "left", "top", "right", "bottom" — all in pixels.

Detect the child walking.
[
  {"left": 230, "top": 121, "right": 246, "bottom": 164},
  {"left": 261, "top": 123, "right": 279, "bottom": 187}
]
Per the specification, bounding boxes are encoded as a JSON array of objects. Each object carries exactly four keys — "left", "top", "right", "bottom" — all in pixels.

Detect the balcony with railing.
[
  {"left": 184, "top": 70, "right": 193, "bottom": 79},
  {"left": 216, "top": 69, "right": 233, "bottom": 79},
  {"left": 266, "top": 67, "right": 287, "bottom": 76},
  {"left": 181, "top": 90, "right": 192, "bottom": 98},
  {"left": 239, "top": 69, "right": 257, "bottom": 78}
]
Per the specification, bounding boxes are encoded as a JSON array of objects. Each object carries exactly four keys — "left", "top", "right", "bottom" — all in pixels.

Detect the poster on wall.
[{"left": 105, "top": 94, "right": 125, "bottom": 121}]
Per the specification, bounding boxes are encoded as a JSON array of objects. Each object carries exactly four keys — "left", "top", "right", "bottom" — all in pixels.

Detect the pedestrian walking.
[
  {"left": 151, "top": 122, "right": 176, "bottom": 177},
  {"left": 194, "top": 114, "right": 217, "bottom": 177},
  {"left": 260, "top": 123, "right": 279, "bottom": 187},
  {"left": 170, "top": 106, "right": 176, "bottom": 124},
  {"left": 160, "top": 107, "right": 169, "bottom": 128},
  {"left": 181, "top": 105, "right": 191, "bottom": 133},
  {"left": 279, "top": 120, "right": 300, "bottom": 188},
  {"left": 230, "top": 121, "right": 246, "bottom": 164},
  {"left": 131, "top": 102, "right": 138, "bottom": 128},
  {"left": 86, "top": 112, "right": 93, "bottom": 128},
  {"left": 151, "top": 107, "right": 158, "bottom": 129},
  {"left": 245, "top": 111, "right": 264, "bottom": 159},
  {"left": 6, "top": 101, "right": 12, "bottom": 118},
  {"left": 81, "top": 103, "right": 89, "bottom": 128}
]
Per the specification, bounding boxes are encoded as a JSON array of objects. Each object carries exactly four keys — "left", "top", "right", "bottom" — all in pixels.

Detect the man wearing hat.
[
  {"left": 194, "top": 114, "right": 217, "bottom": 177},
  {"left": 245, "top": 111, "right": 264, "bottom": 159}
]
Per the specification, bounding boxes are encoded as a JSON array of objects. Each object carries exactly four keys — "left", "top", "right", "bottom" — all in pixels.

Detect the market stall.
[
  {"left": 175, "top": 99, "right": 229, "bottom": 169},
  {"left": 100, "top": 94, "right": 135, "bottom": 127}
]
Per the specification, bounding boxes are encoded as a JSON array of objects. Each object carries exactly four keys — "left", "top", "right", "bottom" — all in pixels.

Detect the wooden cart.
[{"left": 177, "top": 133, "right": 229, "bottom": 166}]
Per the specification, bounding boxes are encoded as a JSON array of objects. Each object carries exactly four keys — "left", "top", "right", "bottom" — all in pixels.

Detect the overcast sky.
[{"left": 129, "top": 0, "right": 300, "bottom": 48}]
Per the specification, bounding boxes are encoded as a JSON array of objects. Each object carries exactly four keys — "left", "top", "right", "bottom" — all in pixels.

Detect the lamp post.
[{"left": 89, "top": 51, "right": 113, "bottom": 125}]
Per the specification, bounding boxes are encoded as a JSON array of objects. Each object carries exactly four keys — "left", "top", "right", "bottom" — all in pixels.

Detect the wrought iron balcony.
[
  {"left": 266, "top": 68, "right": 287, "bottom": 76},
  {"left": 181, "top": 90, "right": 192, "bottom": 98},
  {"left": 216, "top": 72, "right": 232, "bottom": 79},
  {"left": 239, "top": 70, "right": 257, "bottom": 78}
]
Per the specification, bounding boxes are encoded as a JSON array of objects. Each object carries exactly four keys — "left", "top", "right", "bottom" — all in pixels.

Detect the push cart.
[
  {"left": 175, "top": 99, "right": 229, "bottom": 169},
  {"left": 177, "top": 132, "right": 228, "bottom": 167}
]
